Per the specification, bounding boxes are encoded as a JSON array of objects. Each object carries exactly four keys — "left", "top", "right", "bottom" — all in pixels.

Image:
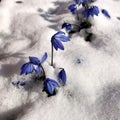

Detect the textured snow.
[{"left": 0, "top": 0, "right": 120, "bottom": 120}]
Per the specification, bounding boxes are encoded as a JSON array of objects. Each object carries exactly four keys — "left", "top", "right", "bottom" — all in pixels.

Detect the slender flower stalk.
[
  {"left": 40, "top": 63, "right": 46, "bottom": 79},
  {"left": 51, "top": 44, "right": 54, "bottom": 66}
]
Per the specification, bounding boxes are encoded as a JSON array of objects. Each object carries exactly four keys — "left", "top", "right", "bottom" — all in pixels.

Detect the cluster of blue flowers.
[
  {"left": 13, "top": 32, "right": 68, "bottom": 96},
  {"left": 64, "top": 0, "right": 111, "bottom": 36},
  {"left": 68, "top": 0, "right": 110, "bottom": 19},
  {"left": 12, "top": 0, "right": 111, "bottom": 97}
]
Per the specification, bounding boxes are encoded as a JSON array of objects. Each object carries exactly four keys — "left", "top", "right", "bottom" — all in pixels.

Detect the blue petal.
[
  {"left": 40, "top": 52, "right": 48, "bottom": 64},
  {"left": 54, "top": 31, "right": 70, "bottom": 42},
  {"left": 55, "top": 39, "right": 64, "bottom": 50},
  {"left": 55, "top": 31, "right": 65, "bottom": 36},
  {"left": 58, "top": 69, "right": 67, "bottom": 85},
  {"left": 93, "top": 6, "right": 99, "bottom": 16},
  {"left": 82, "top": 9, "right": 90, "bottom": 19},
  {"left": 102, "top": 9, "right": 111, "bottom": 18},
  {"left": 20, "top": 63, "right": 34, "bottom": 75},
  {"left": 29, "top": 56, "right": 40, "bottom": 65},
  {"left": 55, "top": 35, "right": 70, "bottom": 42},
  {"left": 75, "top": 0, "right": 90, "bottom": 5},
  {"left": 62, "top": 23, "right": 72, "bottom": 31},
  {"left": 52, "top": 39, "right": 64, "bottom": 50},
  {"left": 48, "top": 79, "right": 60, "bottom": 87},
  {"left": 35, "top": 66, "right": 42, "bottom": 74},
  {"left": 44, "top": 80, "right": 54, "bottom": 94},
  {"left": 52, "top": 40, "right": 58, "bottom": 50},
  {"left": 68, "top": 4, "right": 77, "bottom": 14}
]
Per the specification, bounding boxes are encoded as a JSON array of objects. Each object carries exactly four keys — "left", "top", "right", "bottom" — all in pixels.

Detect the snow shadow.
[
  {"left": 0, "top": 103, "right": 32, "bottom": 120},
  {"left": 0, "top": 59, "right": 25, "bottom": 78},
  {"left": 40, "top": 1, "right": 70, "bottom": 31},
  {"left": 96, "top": 82, "right": 120, "bottom": 120}
]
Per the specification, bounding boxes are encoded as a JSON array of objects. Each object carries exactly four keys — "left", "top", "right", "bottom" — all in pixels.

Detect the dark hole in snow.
[
  {"left": 37, "top": 8, "right": 43, "bottom": 12},
  {"left": 76, "top": 59, "right": 81, "bottom": 64},
  {"left": 16, "top": 1, "right": 23, "bottom": 3},
  {"left": 85, "top": 33, "right": 93, "bottom": 42},
  {"left": 117, "top": 17, "right": 120, "bottom": 20}
]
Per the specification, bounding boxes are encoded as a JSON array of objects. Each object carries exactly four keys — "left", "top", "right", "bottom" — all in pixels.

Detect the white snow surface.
[{"left": 0, "top": 0, "right": 120, "bottom": 120}]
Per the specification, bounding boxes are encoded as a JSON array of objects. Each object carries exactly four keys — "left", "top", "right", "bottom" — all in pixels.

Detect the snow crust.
[{"left": 0, "top": 0, "right": 120, "bottom": 120}]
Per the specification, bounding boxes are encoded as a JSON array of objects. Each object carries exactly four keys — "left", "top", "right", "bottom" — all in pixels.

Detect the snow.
[{"left": 0, "top": 0, "right": 120, "bottom": 120}]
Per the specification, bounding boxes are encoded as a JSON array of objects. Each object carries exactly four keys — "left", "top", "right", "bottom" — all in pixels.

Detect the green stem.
[{"left": 51, "top": 44, "right": 54, "bottom": 66}]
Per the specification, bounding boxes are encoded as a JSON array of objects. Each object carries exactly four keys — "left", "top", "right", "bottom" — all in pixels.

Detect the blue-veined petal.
[
  {"left": 55, "top": 35, "right": 70, "bottom": 42},
  {"left": 58, "top": 69, "right": 67, "bottom": 85},
  {"left": 40, "top": 52, "right": 48, "bottom": 64},
  {"left": 35, "top": 66, "right": 42, "bottom": 75},
  {"left": 55, "top": 39, "right": 64, "bottom": 50},
  {"left": 93, "top": 6, "right": 99, "bottom": 16},
  {"left": 20, "top": 62, "right": 34, "bottom": 75},
  {"left": 52, "top": 39, "right": 64, "bottom": 50},
  {"left": 75, "top": 0, "right": 83, "bottom": 5},
  {"left": 102, "top": 9, "right": 111, "bottom": 18},
  {"left": 68, "top": 4, "right": 77, "bottom": 14},
  {"left": 48, "top": 79, "right": 60, "bottom": 87},
  {"left": 62, "top": 23, "right": 72, "bottom": 31},
  {"left": 44, "top": 80, "right": 54, "bottom": 94},
  {"left": 52, "top": 40, "right": 58, "bottom": 50},
  {"left": 29, "top": 56, "right": 40, "bottom": 65},
  {"left": 54, "top": 31, "right": 65, "bottom": 36}
]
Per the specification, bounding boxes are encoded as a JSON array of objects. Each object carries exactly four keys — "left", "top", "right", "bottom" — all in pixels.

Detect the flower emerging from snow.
[
  {"left": 62, "top": 22, "right": 72, "bottom": 31},
  {"left": 58, "top": 69, "right": 67, "bottom": 85},
  {"left": 101, "top": 9, "right": 111, "bottom": 18},
  {"left": 51, "top": 31, "right": 70, "bottom": 51},
  {"left": 82, "top": 6, "right": 99, "bottom": 19},
  {"left": 44, "top": 78, "right": 60, "bottom": 95},
  {"left": 68, "top": 4, "right": 78, "bottom": 14},
  {"left": 75, "top": 0, "right": 90, "bottom": 6},
  {"left": 20, "top": 52, "right": 47, "bottom": 75}
]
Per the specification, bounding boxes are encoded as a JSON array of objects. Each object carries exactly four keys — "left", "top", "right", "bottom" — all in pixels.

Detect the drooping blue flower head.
[
  {"left": 101, "top": 9, "right": 111, "bottom": 18},
  {"left": 62, "top": 22, "right": 72, "bottom": 31},
  {"left": 58, "top": 69, "right": 67, "bottom": 85},
  {"left": 51, "top": 31, "right": 70, "bottom": 51},
  {"left": 44, "top": 78, "right": 60, "bottom": 95},
  {"left": 20, "top": 53, "right": 47, "bottom": 75},
  {"left": 82, "top": 6, "right": 99, "bottom": 19},
  {"left": 20, "top": 63, "right": 34, "bottom": 75},
  {"left": 68, "top": 3, "right": 77, "bottom": 14}
]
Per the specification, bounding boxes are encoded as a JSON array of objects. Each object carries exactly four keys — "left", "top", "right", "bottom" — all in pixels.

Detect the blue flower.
[
  {"left": 58, "top": 69, "right": 67, "bottom": 85},
  {"left": 20, "top": 63, "right": 34, "bottom": 75},
  {"left": 44, "top": 78, "right": 60, "bottom": 95},
  {"left": 75, "top": 0, "right": 90, "bottom": 6},
  {"left": 29, "top": 52, "right": 48, "bottom": 74},
  {"left": 101, "top": 9, "right": 111, "bottom": 18},
  {"left": 20, "top": 53, "right": 47, "bottom": 75},
  {"left": 68, "top": 4, "right": 77, "bottom": 14},
  {"left": 82, "top": 6, "right": 99, "bottom": 19},
  {"left": 62, "top": 22, "right": 72, "bottom": 31},
  {"left": 51, "top": 31, "right": 70, "bottom": 51}
]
